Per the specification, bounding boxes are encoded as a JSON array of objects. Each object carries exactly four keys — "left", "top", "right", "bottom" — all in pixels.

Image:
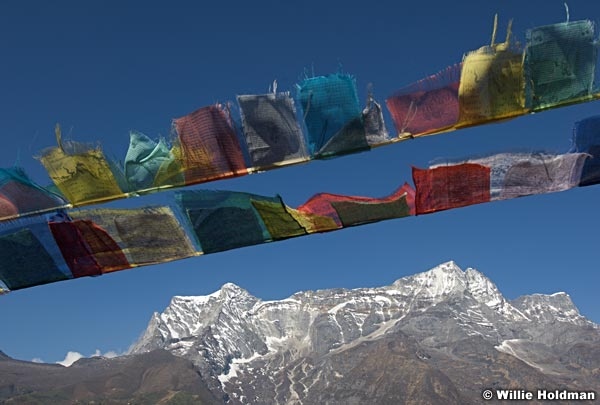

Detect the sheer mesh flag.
[
  {"left": 362, "top": 97, "right": 390, "bottom": 145},
  {"left": 0, "top": 228, "right": 70, "bottom": 290},
  {"left": 0, "top": 196, "right": 17, "bottom": 219},
  {"left": 177, "top": 190, "right": 275, "bottom": 253},
  {"left": 331, "top": 194, "right": 411, "bottom": 227},
  {"left": 498, "top": 153, "right": 587, "bottom": 199},
  {"left": 251, "top": 197, "right": 307, "bottom": 240},
  {"left": 572, "top": 116, "right": 600, "bottom": 186},
  {"left": 0, "top": 280, "right": 8, "bottom": 294},
  {"left": 50, "top": 219, "right": 131, "bottom": 276},
  {"left": 124, "top": 131, "right": 175, "bottom": 191},
  {"left": 0, "top": 167, "right": 66, "bottom": 220},
  {"left": 317, "top": 96, "right": 391, "bottom": 157},
  {"left": 386, "top": 64, "right": 461, "bottom": 137},
  {"left": 297, "top": 73, "right": 362, "bottom": 155},
  {"left": 70, "top": 207, "right": 196, "bottom": 265},
  {"left": 413, "top": 163, "right": 491, "bottom": 214},
  {"left": 458, "top": 20, "right": 526, "bottom": 125},
  {"left": 316, "top": 116, "right": 367, "bottom": 157},
  {"left": 525, "top": 20, "right": 597, "bottom": 110},
  {"left": 286, "top": 208, "right": 339, "bottom": 234},
  {"left": 458, "top": 153, "right": 525, "bottom": 200},
  {"left": 153, "top": 144, "right": 185, "bottom": 187},
  {"left": 173, "top": 105, "right": 247, "bottom": 185},
  {"left": 238, "top": 92, "right": 308, "bottom": 168},
  {"left": 38, "top": 125, "right": 126, "bottom": 205},
  {"left": 297, "top": 183, "right": 415, "bottom": 228}
]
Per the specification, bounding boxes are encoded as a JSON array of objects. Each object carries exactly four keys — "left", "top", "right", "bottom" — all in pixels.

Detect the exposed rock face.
[{"left": 129, "top": 261, "right": 600, "bottom": 404}]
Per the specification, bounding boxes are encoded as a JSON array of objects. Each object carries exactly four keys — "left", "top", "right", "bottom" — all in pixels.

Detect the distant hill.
[{"left": 0, "top": 349, "right": 220, "bottom": 404}]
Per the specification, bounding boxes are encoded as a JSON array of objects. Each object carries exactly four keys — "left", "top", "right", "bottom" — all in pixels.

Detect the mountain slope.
[{"left": 130, "top": 261, "right": 600, "bottom": 404}]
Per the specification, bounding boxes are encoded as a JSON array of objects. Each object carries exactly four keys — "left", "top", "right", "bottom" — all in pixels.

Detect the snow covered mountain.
[{"left": 130, "top": 261, "right": 600, "bottom": 404}]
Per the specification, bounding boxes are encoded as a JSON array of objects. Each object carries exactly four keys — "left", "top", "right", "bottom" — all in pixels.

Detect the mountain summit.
[{"left": 130, "top": 261, "right": 600, "bottom": 404}]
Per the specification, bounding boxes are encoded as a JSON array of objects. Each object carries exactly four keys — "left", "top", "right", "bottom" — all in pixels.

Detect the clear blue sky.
[{"left": 0, "top": 0, "right": 599, "bottom": 363}]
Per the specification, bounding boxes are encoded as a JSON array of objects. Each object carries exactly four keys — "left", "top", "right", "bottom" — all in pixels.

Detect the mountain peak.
[
  {"left": 170, "top": 283, "right": 251, "bottom": 306},
  {"left": 422, "top": 260, "right": 466, "bottom": 280},
  {"left": 464, "top": 267, "right": 504, "bottom": 309},
  {"left": 220, "top": 282, "right": 246, "bottom": 295},
  {"left": 434, "top": 260, "right": 462, "bottom": 273},
  {"left": 390, "top": 261, "right": 467, "bottom": 299},
  {"left": 511, "top": 291, "right": 587, "bottom": 325}
]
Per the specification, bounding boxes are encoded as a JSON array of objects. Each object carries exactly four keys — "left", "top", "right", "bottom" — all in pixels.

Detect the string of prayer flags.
[
  {"left": 0, "top": 135, "right": 597, "bottom": 293},
  {"left": 0, "top": 16, "right": 589, "bottom": 222},
  {"left": 414, "top": 151, "right": 588, "bottom": 214},
  {"left": 3, "top": 14, "right": 600, "bottom": 293}
]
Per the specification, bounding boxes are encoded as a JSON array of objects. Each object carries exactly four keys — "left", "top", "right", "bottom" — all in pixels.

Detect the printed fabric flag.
[
  {"left": 386, "top": 64, "right": 462, "bottom": 138},
  {"left": 571, "top": 115, "right": 600, "bottom": 186},
  {"left": 251, "top": 197, "right": 307, "bottom": 240},
  {"left": 458, "top": 19, "right": 526, "bottom": 126},
  {"left": 50, "top": 218, "right": 131, "bottom": 276},
  {"left": 413, "top": 163, "right": 491, "bottom": 214},
  {"left": 0, "top": 167, "right": 67, "bottom": 220},
  {"left": 124, "top": 131, "right": 176, "bottom": 192},
  {"left": 177, "top": 190, "right": 276, "bottom": 253},
  {"left": 172, "top": 104, "right": 247, "bottom": 185},
  {"left": 285, "top": 207, "right": 339, "bottom": 234},
  {"left": 297, "top": 73, "right": 363, "bottom": 155},
  {"left": 0, "top": 218, "right": 72, "bottom": 290},
  {"left": 498, "top": 153, "right": 588, "bottom": 199},
  {"left": 0, "top": 196, "right": 16, "bottom": 220},
  {"left": 453, "top": 153, "right": 525, "bottom": 200},
  {"left": 238, "top": 92, "right": 309, "bottom": 168},
  {"left": 525, "top": 20, "right": 597, "bottom": 110},
  {"left": 316, "top": 96, "right": 391, "bottom": 158},
  {"left": 362, "top": 97, "right": 390, "bottom": 145},
  {"left": 70, "top": 207, "right": 196, "bottom": 265},
  {"left": 297, "top": 183, "right": 415, "bottom": 227},
  {"left": 38, "top": 125, "right": 126, "bottom": 205}
]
